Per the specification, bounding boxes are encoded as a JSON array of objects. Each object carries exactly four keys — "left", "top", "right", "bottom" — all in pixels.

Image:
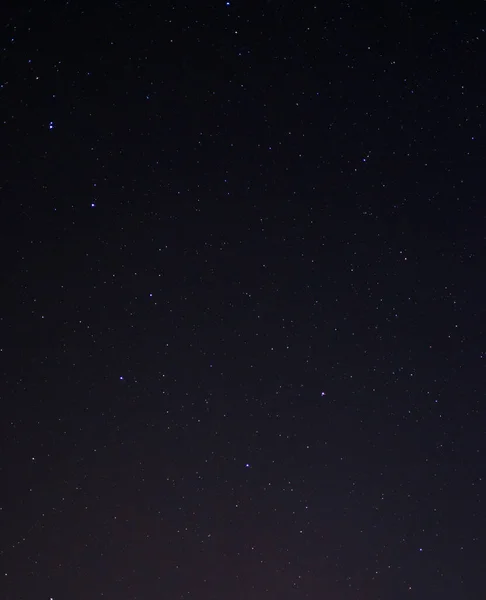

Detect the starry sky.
[{"left": 1, "top": 1, "right": 485, "bottom": 599}]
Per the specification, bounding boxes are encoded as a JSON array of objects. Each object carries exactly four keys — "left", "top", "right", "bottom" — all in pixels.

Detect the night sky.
[{"left": 1, "top": 1, "right": 485, "bottom": 599}]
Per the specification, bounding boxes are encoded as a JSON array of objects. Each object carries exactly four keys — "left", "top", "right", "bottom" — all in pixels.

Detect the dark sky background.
[{"left": 1, "top": 1, "right": 485, "bottom": 598}]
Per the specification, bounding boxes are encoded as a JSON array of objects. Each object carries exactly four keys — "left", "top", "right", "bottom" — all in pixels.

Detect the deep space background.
[{"left": 1, "top": 1, "right": 485, "bottom": 598}]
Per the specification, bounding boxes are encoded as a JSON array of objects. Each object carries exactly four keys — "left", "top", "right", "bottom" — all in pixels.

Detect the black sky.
[{"left": 1, "top": 1, "right": 485, "bottom": 599}]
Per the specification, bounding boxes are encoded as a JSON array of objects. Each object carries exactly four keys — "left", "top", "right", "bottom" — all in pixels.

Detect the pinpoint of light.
[
  {"left": 49, "top": 121, "right": 54, "bottom": 129},
  {"left": 321, "top": 391, "right": 326, "bottom": 396},
  {"left": 119, "top": 376, "right": 124, "bottom": 381},
  {"left": 245, "top": 463, "right": 250, "bottom": 468},
  {"left": 91, "top": 202, "right": 96, "bottom": 208}
]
